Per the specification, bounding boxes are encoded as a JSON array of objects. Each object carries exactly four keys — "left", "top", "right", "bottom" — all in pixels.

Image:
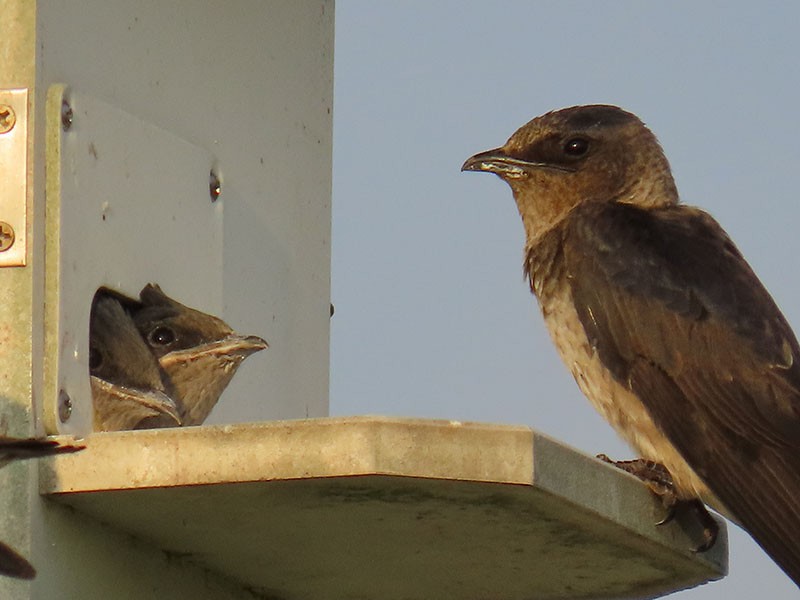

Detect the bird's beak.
[
  {"left": 461, "top": 148, "right": 524, "bottom": 176},
  {"left": 462, "top": 148, "right": 574, "bottom": 177},
  {"left": 91, "top": 376, "right": 182, "bottom": 425},
  {"left": 139, "top": 390, "right": 182, "bottom": 425},
  {"left": 227, "top": 335, "right": 269, "bottom": 357},
  {"left": 161, "top": 334, "right": 268, "bottom": 367}
]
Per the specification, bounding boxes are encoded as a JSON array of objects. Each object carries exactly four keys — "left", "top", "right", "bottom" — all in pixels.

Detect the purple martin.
[
  {"left": 0, "top": 437, "right": 82, "bottom": 578},
  {"left": 90, "top": 294, "right": 181, "bottom": 430},
  {"left": 132, "top": 284, "right": 268, "bottom": 426},
  {"left": 463, "top": 104, "right": 800, "bottom": 584},
  {"left": 0, "top": 437, "right": 82, "bottom": 468}
]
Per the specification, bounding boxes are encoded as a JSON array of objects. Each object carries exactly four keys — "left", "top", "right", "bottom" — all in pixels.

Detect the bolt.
[
  {"left": 58, "top": 389, "right": 73, "bottom": 422},
  {"left": 209, "top": 170, "right": 221, "bottom": 202},
  {"left": 0, "top": 105, "right": 15, "bottom": 134},
  {"left": 0, "top": 221, "right": 15, "bottom": 252},
  {"left": 61, "top": 98, "right": 73, "bottom": 130}
]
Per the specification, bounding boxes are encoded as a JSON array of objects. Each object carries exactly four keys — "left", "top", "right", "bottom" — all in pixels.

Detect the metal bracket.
[
  {"left": 0, "top": 88, "right": 28, "bottom": 267},
  {"left": 43, "top": 85, "right": 221, "bottom": 435}
]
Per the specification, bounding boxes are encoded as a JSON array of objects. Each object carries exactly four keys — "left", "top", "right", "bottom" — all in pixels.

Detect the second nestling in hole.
[{"left": 89, "top": 284, "right": 268, "bottom": 432}]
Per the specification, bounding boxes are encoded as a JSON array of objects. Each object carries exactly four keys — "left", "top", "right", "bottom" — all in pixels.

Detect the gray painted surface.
[
  {"left": 37, "top": 0, "right": 333, "bottom": 430},
  {"left": 43, "top": 418, "right": 726, "bottom": 599},
  {"left": 0, "top": 1, "right": 333, "bottom": 596}
]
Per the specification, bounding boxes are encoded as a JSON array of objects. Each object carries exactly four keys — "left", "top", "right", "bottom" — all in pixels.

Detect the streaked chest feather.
[{"left": 526, "top": 238, "right": 714, "bottom": 502}]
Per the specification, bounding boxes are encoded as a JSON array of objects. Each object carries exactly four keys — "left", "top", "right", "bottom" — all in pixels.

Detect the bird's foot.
[
  {"left": 596, "top": 454, "right": 677, "bottom": 507},
  {"left": 596, "top": 454, "right": 718, "bottom": 552}
]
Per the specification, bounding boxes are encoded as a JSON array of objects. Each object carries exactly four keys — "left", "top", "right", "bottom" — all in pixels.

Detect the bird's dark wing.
[
  {"left": 0, "top": 439, "right": 80, "bottom": 579},
  {"left": 0, "top": 438, "right": 83, "bottom": 464},
  {"left": 563, "top": 201, "right": 800, "bottom": 583},
  {"left": 0, "top": 540, "right": 35, "bottom": 579}
]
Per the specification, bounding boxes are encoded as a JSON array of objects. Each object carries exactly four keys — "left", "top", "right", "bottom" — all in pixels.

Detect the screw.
[
  {"left": 58, "top": 390, "right": 73, "bottom": 422},
  {"left": 0, "top": 105, "right": 15, "bottom": 134},
  {"left": 209, "top": 170, "right": 221, "bottom": 202},
  {"left": 0, "top": 221, "right": 15, "bottom": 252},
  {"left": 61, "top": 98, "right": 73, "bottom": 131}
]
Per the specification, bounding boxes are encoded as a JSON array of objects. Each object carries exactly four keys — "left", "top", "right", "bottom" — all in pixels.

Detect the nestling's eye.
[
  {"left": 563, "top": 137, "right": 590, "bottom": 156},
  {"left": 89, "top": 347, "right": 102, "bottom": 371},
  {"left": 149, "top": 326, "right": 176, "bottom": 347}
]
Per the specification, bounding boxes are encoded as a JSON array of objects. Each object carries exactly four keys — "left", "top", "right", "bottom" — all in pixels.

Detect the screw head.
[
  {"left": 58, "top": 390, "right": 73, "bottom": 422},
  {"left": 61, "top": 99, "right": 73, "bottom": 131},
  {"left": 209, "top": 170, "right": 221, "bottom": 202},
  {"left": 0, "top": 105, "right": 16, "bottom": 134},
  {"left": 0, "top": 221, "right": 15, "bottom": 252}
]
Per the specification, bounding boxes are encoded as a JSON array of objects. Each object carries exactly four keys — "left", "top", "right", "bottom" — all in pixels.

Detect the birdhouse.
[{"left": 0, "top": 1, "right": 725, "bottom": 598}]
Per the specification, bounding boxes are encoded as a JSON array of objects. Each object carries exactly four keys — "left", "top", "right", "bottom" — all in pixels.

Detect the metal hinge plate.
[{"left": 0, "top": 88, "right": 28, "bottom": 267}]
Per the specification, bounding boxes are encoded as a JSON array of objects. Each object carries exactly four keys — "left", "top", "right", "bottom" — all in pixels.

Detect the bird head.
[
  {"left": 133, "top": 284, "right": 241, "bottom": 359},
  {"left": 133, "top": 284, "right": 268, "bottom": 425},
  {"left": 462, "top": 105, "right": 679, "bottom": 241},
  {"left": 90, "top": 294, "right": 182, "bottom": 430}
]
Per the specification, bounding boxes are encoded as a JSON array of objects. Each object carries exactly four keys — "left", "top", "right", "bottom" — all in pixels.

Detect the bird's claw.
[
  {"left": 655, "top": 505, "right": 677, "bottom": 527},
  {"left": 685, "top": 499, "right": 720, "bottom": 553}
]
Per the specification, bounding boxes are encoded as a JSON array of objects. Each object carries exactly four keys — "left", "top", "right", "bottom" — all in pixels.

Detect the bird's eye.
[
  {"left": 149, "top": 326, "right": 176, "bottom": 347},
  {"left": 563, "top": 137, "right": 590, "bottom": 156},
  {"left": 89, "top": 347, "right": 102, "bottom": 371}
]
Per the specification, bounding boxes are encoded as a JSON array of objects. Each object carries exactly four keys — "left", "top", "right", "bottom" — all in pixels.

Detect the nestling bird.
[
  {"left": 463, "top": 104, "right": 800, "bottom": 585},
  {"left": 0, "top": 436, "right": 83, "bottom": 579},
  {"left": 90, "top": 293, "right": 182, "bottom": 431},
  {"left": 132, "top": 284, "right": 268, "bottom": 426}
]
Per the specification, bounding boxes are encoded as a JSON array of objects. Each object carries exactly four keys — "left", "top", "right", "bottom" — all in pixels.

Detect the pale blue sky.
[{"left": 331, "top": 2, "right": 800, "bottom": 597}]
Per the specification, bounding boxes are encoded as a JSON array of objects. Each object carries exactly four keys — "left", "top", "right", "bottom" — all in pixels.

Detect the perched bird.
[
  {"left": 0, "top": 437, "right": 83, "bottom": 579},
  {"left": 132, "top": 284, "right": 268, "bottom": 426},
  {"left": 463, "top": 105, "right": 800, "bottom": 584},
  {"left": 90, "top": 294, "right": 182, "bottom": 431}
]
